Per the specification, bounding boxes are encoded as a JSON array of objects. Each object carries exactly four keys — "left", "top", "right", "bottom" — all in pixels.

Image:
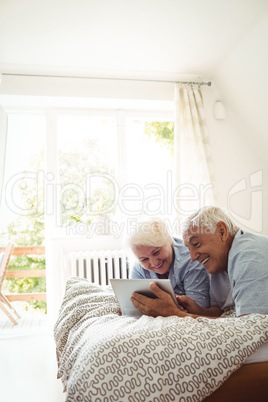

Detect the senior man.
[{"left": 130, "top": 206, "right": 268, "bottom": 318}]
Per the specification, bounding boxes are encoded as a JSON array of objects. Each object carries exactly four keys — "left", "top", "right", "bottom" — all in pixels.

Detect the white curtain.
[
  {"left": 0, "top": 106, "right": 8, "bottom": 208},
  {"left": 174, "top": 84, "right": 215, "bottom": 224}
]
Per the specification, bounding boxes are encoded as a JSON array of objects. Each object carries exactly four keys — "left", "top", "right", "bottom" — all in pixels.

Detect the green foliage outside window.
[{"left": 144, "top": 121, "right": 174, "bottom": 156}]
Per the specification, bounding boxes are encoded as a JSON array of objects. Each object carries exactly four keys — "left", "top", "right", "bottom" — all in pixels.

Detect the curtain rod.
[{"left": 2, "top": 72, "right": 211, "bottom": 86}]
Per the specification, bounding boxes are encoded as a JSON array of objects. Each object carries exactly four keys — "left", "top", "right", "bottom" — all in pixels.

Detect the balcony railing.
[{"left": 0, "top": 245, "right": 46, "bottom": 301}]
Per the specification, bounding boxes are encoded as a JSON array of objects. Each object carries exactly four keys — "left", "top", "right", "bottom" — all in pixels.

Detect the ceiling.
[{"left": 0, "top": 0, "right": 268, "bottom": 80}]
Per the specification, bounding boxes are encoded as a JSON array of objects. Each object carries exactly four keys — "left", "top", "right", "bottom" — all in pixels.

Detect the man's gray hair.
[
  {"left": 182, "top": 206, "right": 240, "bottom": 236},
  {"left": 128, "top": 217, "right": 170, "bottom": 249}
]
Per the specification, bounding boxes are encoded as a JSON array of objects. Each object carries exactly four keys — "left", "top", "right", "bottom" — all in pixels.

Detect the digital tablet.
[{"left": 110, "top": 278, "right": 179, "bottom": 318}]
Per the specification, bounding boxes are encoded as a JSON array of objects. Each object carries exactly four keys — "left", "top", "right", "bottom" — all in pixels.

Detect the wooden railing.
[{"left": 0, "top": 245, "right": 46, "bottom": 301}]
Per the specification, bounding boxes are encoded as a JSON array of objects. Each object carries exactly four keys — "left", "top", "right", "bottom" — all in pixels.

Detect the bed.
[{"left": 54, "top": 277, "right": 268, "bottom": 401}]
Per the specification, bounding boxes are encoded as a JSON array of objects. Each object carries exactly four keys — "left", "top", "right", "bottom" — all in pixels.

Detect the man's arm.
[{"left": 130, "top": 283, "right": 222, "bottom": 319}]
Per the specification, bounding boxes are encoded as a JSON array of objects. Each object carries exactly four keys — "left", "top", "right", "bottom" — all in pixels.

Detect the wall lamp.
[{"left": 213, "top": 100, "right": 226, "bottom": 120}]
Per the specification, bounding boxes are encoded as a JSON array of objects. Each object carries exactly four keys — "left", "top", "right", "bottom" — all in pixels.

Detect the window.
[
  {"left": 1, "top": 106, "right": 175, "bottom": 242},
  {"left": 0, "top": 102, "right": 174, "bottom": 314}
]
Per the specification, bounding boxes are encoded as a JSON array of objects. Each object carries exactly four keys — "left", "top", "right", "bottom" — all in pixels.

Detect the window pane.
[
  {"left": 124, "top": 119, "right": 174, "bottom": 218},
  {"left": 57, "top": 115, "right": 118, "bottom": 225},
  {"left": 0, "top": 113, "right": 46, "bottom": 314},
  {"left": 1, "top": 114, "right": 45, "bottom": 236}
]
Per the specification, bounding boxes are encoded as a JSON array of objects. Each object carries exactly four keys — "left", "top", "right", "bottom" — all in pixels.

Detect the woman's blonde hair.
[{"left": 128, "top": 217, "right": 170, "bottom": 249}]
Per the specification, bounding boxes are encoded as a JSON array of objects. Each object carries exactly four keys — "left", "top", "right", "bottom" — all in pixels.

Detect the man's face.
[
  {"left": 183, "top": 222, "right": 230, "bottom": 274},
  {"left": 132, "top": 240, "right": 174, "bottom": 275}
]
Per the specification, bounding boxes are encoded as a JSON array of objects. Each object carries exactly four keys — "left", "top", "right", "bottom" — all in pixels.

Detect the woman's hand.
[{"left": 176, "top": 295, "right": 203, "bottom": 315}]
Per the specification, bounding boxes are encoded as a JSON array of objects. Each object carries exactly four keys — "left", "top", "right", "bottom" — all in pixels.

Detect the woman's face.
[{"left": 132, "top": 240, "right": 174, "bottom": 275}]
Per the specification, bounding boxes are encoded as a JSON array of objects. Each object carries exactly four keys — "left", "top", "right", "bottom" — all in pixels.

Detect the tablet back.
[{"left": 110, "top": 278, "right": 178, "bottom": 317}]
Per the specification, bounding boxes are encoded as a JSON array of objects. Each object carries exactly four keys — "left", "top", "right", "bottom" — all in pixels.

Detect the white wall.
[
  {"left": 214, "top": 12, "right": 268, "bottom": 164},
  {"left": 0, "top": 74, "right": 174, "bottom": 101},
  {"left": 211, "top": 12, "right": 268, "bottom": 235},
  {"left": 202, "top": 84, "right": 266, "bottom": 235}
]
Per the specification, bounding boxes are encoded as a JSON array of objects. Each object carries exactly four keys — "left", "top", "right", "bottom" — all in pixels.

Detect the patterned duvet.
[{"left": 54, "top": 277, "right": 268, "bottom": 401}]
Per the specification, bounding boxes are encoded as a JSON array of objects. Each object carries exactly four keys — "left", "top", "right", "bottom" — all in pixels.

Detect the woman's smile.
[{"left": 153, "top": 261, "right": 164, "bottom": 269}]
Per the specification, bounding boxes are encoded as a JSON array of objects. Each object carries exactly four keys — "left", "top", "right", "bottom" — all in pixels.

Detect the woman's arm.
[
  {"left": 129, "top": 261, "right": 146, "bottom": 279},
  {"left": 176, "top": 294, "right": 222, "bottom": 317}
]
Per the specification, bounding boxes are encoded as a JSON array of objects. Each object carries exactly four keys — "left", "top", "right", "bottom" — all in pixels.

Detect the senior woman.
[{"left": 129, "top": 217, "right": 210, "bottom": 312}]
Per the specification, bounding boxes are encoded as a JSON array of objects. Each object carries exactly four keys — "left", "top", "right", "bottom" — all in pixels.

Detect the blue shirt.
[
  {"left": 130, "top": 237, "right": 210, "bottom": 308},
  {"left": 210, "top": 230, "right": 268, "bottom": 316},
  {"left": 210, "top": 272, "right": 234, "bottom": 311}
]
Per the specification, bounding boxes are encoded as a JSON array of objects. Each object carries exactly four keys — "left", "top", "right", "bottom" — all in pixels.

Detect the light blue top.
[
  {"left": 130, "top": 237, "right": 210, "bottom": 308},
  {"left": 210, "top": 230, "right": 268, "bottom": 316},
  {"left": 210, "top": 272, "right": 234, "bottom": 311}
]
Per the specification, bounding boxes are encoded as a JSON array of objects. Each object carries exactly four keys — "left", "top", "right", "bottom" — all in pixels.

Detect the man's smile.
[{"left": 200, "top": 256, "right": 209, "bottom": 265}]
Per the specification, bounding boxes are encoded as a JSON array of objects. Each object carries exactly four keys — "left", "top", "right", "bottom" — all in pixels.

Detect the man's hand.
[
  {"left": 130, "top": 282, "right": 186, "bottom": 318},
  {"left": 130, "top": 283, "right": 221, "bottom": 319}
]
